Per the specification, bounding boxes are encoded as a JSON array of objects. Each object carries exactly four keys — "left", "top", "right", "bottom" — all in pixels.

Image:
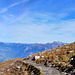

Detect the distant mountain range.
[{"left": 0, "top": 41, "right": 66, "bottom": 62}]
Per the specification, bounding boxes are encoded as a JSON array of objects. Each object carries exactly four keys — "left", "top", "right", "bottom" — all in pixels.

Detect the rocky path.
[{"left": 23, "top": 60, "right": 62, "bottom": 75}]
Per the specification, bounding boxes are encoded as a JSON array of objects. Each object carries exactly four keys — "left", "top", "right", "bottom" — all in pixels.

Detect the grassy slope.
[
  {"left": 0, "top": 58, "right": 44, "bottom": 75},
  {"left": 0, "top": 58, "right": 23, "bottom": 69},
  {"left": 28, "top": 42, "right": 75, "bottom": 72}
]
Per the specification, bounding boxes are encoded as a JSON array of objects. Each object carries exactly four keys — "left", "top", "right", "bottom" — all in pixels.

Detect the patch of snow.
[
  {"left": 17, "top": 66, "right": 21, "bottom": 69},
  {"left": 7, "top": 69, "right": 10, "bottom": 71},
  {"left": 35, "top": 56, "right": 40, "bottom": 59}
]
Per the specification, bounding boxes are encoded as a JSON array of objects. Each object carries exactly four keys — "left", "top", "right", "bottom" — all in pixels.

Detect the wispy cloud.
[
  {"left": 0, "top": 0, "right": 29, "bottom": 13},
  {"left": 6, "top": 11, "right": 68, "bottom": 25},
  {"left": 0, "top": 19, "right": 73, "bottom": 43}
]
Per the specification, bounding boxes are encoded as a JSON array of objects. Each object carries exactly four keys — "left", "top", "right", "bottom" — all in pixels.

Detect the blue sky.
[{"left": 0, "top": 0, "right": 75, "bottom": 43}]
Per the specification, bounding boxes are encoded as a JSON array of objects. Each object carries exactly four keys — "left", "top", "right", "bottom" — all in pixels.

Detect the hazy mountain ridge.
[{"left": 0, "top": 41, "right": 66, "bottom": 62}]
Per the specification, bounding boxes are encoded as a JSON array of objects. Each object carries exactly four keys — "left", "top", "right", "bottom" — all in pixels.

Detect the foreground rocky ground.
[
  {"left": 0, "top": 58, "right": 74, "bottom": 75},
  {"left": 0, "top": 59, "right": 44, "bottom": 75},
  {"left": 23, "top": 59, "right": 61, "bottom": 75},
  {"left": 0, "top": 58, "right": 63, "bottom": 75}
]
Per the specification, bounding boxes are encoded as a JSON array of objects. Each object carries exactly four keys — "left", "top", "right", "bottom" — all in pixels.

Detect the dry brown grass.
[
  {"left": 28, "top": 42, "right": 75, "bottom": 72},
  {"left": 0, "top": 58, "right": 23, "bottom": 69}
]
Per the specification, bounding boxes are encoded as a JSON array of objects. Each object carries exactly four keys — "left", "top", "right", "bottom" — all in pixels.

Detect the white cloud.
[
  {"left": 1, "top": 19, "right": 74, "bottom": 43},
  {"left": 0, "top": 0, "right": 29, "bottom": 13}
]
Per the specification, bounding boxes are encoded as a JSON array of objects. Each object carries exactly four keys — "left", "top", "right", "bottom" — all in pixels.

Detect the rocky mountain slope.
[
  {"left": 0, "top": 42, "right": 75, "bottom": 75},
  {"left": 27, "top": 42, "right": 75, "bottom": 75},
  {"left": 0, "top": 59, "right": 43, "bottom": 75},
  {"left": 0, "top": 41, "right": 66, "bottom": 62}
]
